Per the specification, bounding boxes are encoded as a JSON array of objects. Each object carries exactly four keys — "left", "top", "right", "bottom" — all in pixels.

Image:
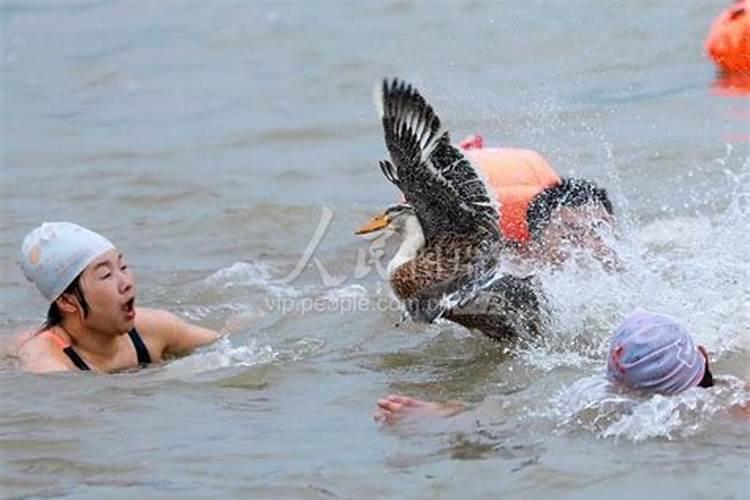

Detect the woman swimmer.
[
  {"left": 15, "top": 222, "right": 220, "bottom": 373},
  {"left": 373, "top": 311, "right": 747, "bottom": 424}
]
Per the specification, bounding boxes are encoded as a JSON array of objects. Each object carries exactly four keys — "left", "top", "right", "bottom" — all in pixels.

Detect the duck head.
[{"left": 355, "top": 203, "right": 425, "bottom": 275}]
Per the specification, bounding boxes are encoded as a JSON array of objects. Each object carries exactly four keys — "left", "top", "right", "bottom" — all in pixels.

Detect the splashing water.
[
  {"left": 544, "top": 373, "right": 748, "bottom": 442},
  {"left": 203, "top": 261, "right": 311, "bottom": 298},
  {"left": 522, "top": 160, "right": 749, "bottom": 364},
  {"left": 162, "top": 337, "right": 279, "bottom": 376},
  {"left": 509, "top": 148, "right": 749, "bottom": 441}
]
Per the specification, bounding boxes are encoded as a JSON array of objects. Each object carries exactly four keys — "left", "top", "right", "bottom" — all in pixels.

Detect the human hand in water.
[{"left": 373, "top": 394, "right": 463, "bottom": 424}]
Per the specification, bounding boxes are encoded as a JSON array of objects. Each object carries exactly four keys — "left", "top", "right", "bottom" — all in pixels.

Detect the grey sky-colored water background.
[{"left": 1, "top": 1, "right": 749, "bottom": 498}]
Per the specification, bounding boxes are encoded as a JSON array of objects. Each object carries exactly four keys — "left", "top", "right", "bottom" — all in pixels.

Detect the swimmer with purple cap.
[
  {"left": 14, "top": 222, "right": 220, "bottom": 373},
  {"left": 373, "top": 311, "right": 745, "bottom": 423},
  {"left": 606, "top": 311, "right": 713, "bottom": 394}
]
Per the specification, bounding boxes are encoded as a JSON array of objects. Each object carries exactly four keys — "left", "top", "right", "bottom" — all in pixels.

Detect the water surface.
[{"left": 1, "top": 1, "right": 749, "bottom": 498}]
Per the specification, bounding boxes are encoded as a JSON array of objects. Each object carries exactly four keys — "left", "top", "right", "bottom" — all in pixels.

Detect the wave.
[{"left": 159, "top": 337, "right": 278, "bottom": 377}]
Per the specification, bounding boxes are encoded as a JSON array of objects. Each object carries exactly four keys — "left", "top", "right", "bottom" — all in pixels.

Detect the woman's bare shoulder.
[
  {"left": 17, "top": 330, "right": 55, "bottom": 354},
  {"left": 16, "top": 330, "right": 74, "bottom": 373}
]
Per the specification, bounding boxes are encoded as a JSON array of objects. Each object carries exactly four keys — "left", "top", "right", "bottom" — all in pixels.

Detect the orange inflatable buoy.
[
  {"left": 460, "top": 135, "right": 560, "bottom": 242},
  {"left": 712, "top": 70, "right": 750, "bottom": 96},
  {"left": 705, "top": 0, "right": 750, "bottom": 73}
]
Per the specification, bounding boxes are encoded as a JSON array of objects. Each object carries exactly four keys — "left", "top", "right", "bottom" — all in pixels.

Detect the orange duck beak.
[{"left": 355, "top": 212, "right": 390, "bottom": 235}]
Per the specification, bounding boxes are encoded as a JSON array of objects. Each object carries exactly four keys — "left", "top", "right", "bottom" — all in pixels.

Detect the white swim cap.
[{"left": 19, "top": 222, "right": 114, "bottom": 303}]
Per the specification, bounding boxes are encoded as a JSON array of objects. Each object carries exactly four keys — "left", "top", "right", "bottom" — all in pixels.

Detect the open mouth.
[{"left": 122, "top": 298, "right": 136, "bottom": 318}]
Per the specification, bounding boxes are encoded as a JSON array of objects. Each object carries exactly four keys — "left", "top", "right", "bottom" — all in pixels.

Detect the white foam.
[
  {"left": 162, "top": 337, "right": 278, "bottom": 375},
  {"left": 178, "top": 302, "right": 255, "bottom": 322},
  {"left": 522, "top": 189, "right": 749, "bottom": 373},
  {"left": 545, "top": 373, "right": 748, "bottom": 442},
  {"left": 203, "top": 261, "right": 309, "bottom": 298},
  {"left": 320, "top": 284, "right": 368, "bottom": 302},
  {"left": 205, "top": 261, "right": 274, "bottom": 286}
]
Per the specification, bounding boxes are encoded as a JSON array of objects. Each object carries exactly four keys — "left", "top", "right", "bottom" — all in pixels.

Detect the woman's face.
[{"left": 78, "top": 248, "right": 136, "bottom": 335}]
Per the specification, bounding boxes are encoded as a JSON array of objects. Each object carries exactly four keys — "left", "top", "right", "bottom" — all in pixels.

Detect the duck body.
[
  {"left": 359, "top": 78, "right": 545, "bottom": 341},
  {"left": 443, "top": 274, "right": 542, "bottom": 340},
  {"left": 389, "top": 232, "right": 499, "bottom": 322},
  {"left": 388, "top": 234, "right": 541, "bottom": 339}
]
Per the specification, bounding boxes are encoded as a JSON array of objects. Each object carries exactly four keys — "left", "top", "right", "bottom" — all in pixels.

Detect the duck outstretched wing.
[{"left": 375, "top": 78, "right": 500, "bottom": 243}]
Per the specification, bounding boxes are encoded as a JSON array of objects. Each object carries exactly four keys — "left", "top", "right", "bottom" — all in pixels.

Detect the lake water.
[{"left": 1, "top": 1, "right": 749, "bottom": 498}]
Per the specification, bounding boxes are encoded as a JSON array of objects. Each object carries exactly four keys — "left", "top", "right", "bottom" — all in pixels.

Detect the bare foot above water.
[{"left": 373, "top": 394, "right": 464, "bottom": 424}]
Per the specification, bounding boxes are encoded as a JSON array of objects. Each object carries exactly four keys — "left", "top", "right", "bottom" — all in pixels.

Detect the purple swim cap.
[{"left": 607, "top": 311, "right": 706, "bottom": 395}]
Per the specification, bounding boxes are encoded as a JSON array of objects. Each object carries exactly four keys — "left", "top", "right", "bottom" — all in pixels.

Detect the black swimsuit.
[{"left": 63, "top": 329, "right": 152, "bottom": 371}]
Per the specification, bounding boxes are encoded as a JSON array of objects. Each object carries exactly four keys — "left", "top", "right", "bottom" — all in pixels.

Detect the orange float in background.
[
  {"left": 705, "top": 0, "right": 750, "bottom": 74},
  {"left": 711, "top": 70, "right": 750, "bottom": 96},
  {"left": 460, "top": 135, "right": 560, "bottom": 243}
]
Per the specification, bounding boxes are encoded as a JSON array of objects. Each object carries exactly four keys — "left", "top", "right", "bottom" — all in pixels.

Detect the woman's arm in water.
[
  {"left": 164, "top": 312, "right": 219, "bottom": 356},
  {"left": 137, "top": 308, "right": 219, "bottom": 358}
]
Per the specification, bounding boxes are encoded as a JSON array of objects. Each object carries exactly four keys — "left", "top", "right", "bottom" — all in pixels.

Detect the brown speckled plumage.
[{"left": 375, "top": 78, "right": 543, "bottom": 340}]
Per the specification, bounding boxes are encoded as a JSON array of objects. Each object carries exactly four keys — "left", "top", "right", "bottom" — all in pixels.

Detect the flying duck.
[{"left": 356, "top": 78, "right": 542, "bottom": 340}]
